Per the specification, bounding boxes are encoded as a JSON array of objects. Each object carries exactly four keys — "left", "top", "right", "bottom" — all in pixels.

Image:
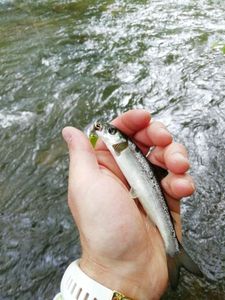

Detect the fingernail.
[
  {"left": 158, "top": 127, "right": 172, "bottom": 138},
  {"left": 191, "top": 182, "right": 196, "bottom": 191},
  {"left": 174, "top": 153, "right": 189, "bottom": 165},
  {"left": 158, "top": 127, "right": 168, "bottom": 133},
  {"left": 62, "top": 128, "right": 72, "bottom": 144},
  {"left": 176, "top": 178, "right": 190, "bottom": 189}
]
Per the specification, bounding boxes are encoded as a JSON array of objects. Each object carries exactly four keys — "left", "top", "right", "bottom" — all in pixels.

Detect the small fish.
[{"left": 93, "top": 121, "right": 202, "bottom": 289}]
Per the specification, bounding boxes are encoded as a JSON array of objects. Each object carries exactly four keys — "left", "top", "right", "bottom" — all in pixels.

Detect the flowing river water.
[{"left": 0, "top": 0, "right": 225, "bottom": 299}]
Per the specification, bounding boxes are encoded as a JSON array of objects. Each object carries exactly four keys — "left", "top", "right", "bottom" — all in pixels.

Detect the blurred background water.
[{"left": 0, "top": 0, "right": 225, "bottom": 299}]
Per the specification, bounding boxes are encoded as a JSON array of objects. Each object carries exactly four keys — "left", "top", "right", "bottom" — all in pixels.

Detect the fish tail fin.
[{"left": 167, "top": 243, "right": 203, "bottom": 289}]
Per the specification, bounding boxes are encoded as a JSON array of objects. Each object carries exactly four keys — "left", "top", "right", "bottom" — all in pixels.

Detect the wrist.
[{"left": 80, "top": 252, "right": 167, "bottom": 300}]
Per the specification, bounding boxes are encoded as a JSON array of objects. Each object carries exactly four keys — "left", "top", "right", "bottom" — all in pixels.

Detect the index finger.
[{"left": 133, "top": 121, "right": 173, "bottom": 148}]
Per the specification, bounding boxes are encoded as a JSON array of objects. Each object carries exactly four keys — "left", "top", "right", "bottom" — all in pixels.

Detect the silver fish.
[{"left": 94, "top": 121, "right": 202, "bottom": 289}]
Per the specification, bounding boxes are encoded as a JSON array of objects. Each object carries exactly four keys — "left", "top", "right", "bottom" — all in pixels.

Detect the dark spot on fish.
[{"left": 135, "top": 146, "right": 141, "bottom": 153}]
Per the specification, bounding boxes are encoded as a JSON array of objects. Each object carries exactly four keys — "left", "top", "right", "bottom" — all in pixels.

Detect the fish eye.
[{"left": 108, "top": 127, "right": 117, "bottom": 135}]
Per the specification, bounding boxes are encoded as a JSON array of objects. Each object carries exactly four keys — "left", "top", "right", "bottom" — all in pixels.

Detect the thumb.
[{"left": 62, "top": 126, "right": 99, "bottom": 185}]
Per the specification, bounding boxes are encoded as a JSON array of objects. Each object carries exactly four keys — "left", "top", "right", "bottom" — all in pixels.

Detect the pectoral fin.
[{"left": 112, "top": 141, "right": 128, "bottom": 155}]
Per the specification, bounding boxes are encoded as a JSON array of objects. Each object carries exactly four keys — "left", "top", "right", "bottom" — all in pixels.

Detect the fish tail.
[{"left": 167, "top": 242, "right": 203, "bottom": 289}]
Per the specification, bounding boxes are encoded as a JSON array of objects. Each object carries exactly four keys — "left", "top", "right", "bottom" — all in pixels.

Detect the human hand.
[{"left": 62, "top": 110, "right": 195, "bottom": 300}]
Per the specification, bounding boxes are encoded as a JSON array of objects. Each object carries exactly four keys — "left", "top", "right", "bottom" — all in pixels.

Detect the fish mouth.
[{"left": 94, "top": 120, "right": 103, "bottom": 131}]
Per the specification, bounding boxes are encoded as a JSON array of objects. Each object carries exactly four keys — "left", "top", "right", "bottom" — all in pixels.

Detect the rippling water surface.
[{"left": 1, "top": 0, "right": 225, "bottom": 299}]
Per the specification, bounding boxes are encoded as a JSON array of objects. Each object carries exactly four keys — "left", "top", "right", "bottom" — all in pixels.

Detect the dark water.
[{"left": 0, "top": 0, "right": 225, "bottom": 299}]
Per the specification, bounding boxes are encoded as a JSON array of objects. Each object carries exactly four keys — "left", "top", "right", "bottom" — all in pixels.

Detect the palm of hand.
[{"left": 70, "top": 157, "right": 168, "bottom": 295}]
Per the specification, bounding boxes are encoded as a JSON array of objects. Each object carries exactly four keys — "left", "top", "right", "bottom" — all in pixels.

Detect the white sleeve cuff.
[{"left": 56, "top": 259, "right": 115, "bottom": 300}]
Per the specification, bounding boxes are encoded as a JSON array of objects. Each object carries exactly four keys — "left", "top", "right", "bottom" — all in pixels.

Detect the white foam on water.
[
  {"left": 41, "top": 55, "right": 62, "bottom": 72},
  {"left": 0, "top": 110, "right": 36, "bottom": 129},
  {"left": 0, "top": 0, "right": 13, "bottom": 4}
]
